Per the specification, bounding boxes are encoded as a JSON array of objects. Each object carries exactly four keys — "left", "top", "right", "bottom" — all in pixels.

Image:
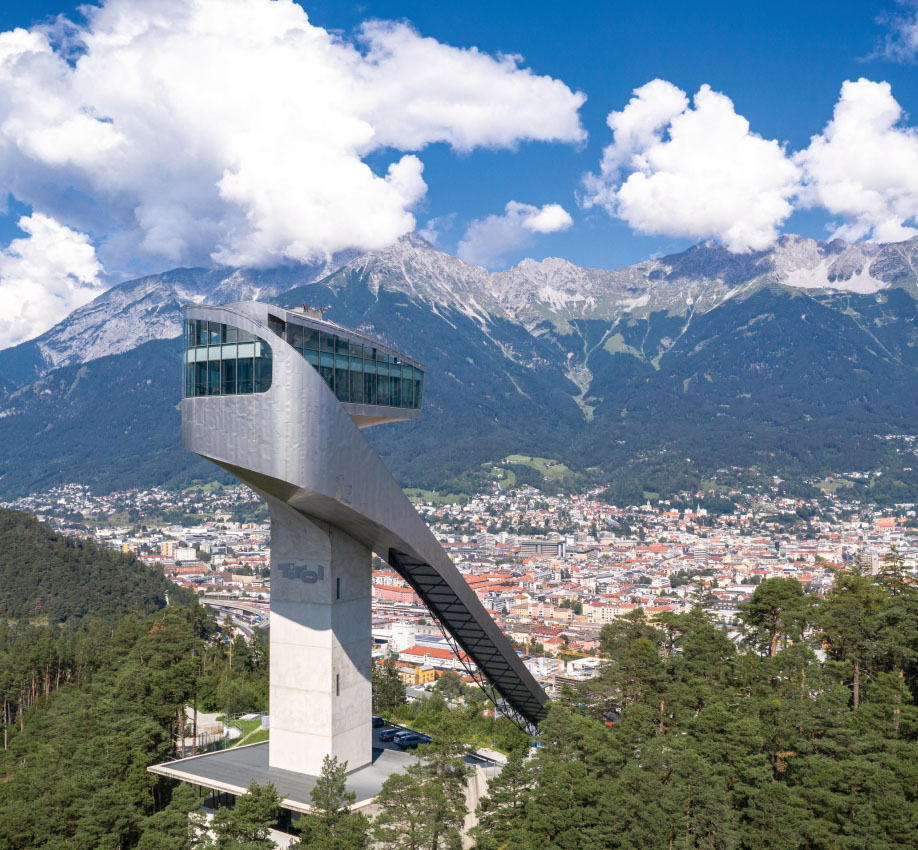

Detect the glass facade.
[
  {"left": 183, "top": 314, "right": 423, "bottom": 409},
  {"left": 183, "top": 319, "right": 273, "bottom": 398},
  {"left": 280, "top": 318, "right": 424, "bottom": 409}
]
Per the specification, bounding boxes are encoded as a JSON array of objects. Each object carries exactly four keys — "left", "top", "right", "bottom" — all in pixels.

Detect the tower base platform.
[{"left": 147, "top": 733, "right": 503, "bottom": 815}]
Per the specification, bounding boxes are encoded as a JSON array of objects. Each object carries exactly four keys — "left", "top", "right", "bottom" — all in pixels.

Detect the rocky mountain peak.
[
  {"left": 5, "top": 229, "right": 918, "bottom": 395},
  {"left": 3, "top": 258, "right": 350, "bottom": 388},
  {"left": 326, "top": 233, "right": 495, "bottom": 318}
]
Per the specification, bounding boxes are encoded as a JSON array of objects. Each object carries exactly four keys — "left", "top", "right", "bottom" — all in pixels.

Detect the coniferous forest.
[
  {"left": 474, "top": 576, "right": 918, "bottom": 850},
  {"left": 0, "top": 510, "right": 268, "bottom": 849},
  {"left": 0, "top": 508, "right": 197, "bottom": 620},
  {"left": 0, "top": 511, "right": 917, "bottom": 848}
]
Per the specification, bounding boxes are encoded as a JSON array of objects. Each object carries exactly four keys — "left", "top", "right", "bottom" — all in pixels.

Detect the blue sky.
[
  {"left": 320, "top": 0, "right": 918, "bottom": 266},
  {"left": 0, "top": 0, "right": 916, "bottom": 347}
]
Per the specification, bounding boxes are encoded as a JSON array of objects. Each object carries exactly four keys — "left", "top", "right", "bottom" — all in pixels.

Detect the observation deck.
[{"left": 184, "top": 303, "right": 424, "bottom": 427}]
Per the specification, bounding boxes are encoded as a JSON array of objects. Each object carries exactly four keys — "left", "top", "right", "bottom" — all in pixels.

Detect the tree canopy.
[
  {"left": 473, "top": 571, "right": 918, "bottom": 850},
  {"left": 0, "top": 508, "right": 195, "bottom": 621}
]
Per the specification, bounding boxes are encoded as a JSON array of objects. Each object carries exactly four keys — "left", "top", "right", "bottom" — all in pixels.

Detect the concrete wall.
[{"left": 269, "top": 498, "right": 372, "bottom": 775}]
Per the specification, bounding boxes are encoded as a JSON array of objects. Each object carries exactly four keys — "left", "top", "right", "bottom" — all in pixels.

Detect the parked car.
[
  {"left": 372, "top": 715, "right": 385, "bottom": 727},
  {"left": 378, "top": 727, "right": 400, "bottom": 742},
  {"left": 394, "top": 731, "right": 432, "bottom": 750}
]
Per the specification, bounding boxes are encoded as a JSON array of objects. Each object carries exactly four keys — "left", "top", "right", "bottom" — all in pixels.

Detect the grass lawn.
[
  {"left": 186, "top": 481, "right": 225, "bottom": 493},
  {"left": 403, "top": 488, "right": 464, "bottom": 504},
  {"left": 700, "top": 479, "right": 731, "bottom": 495},
  {"left": 229, "top": 717, "right": 266, "bottom": 747},
  {"left": 503, "top": 456, "right": 573, "bottom": 482},
  {"left": 240, "top": 729, "right": 269, "bottom": 746},
  {"left": 818, "top": 477, "right": 854, "bottom": 493}
]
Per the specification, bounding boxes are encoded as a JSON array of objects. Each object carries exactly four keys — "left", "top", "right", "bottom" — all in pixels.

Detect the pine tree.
[
  {"left": 293, "top": 755, "right": 370, "bottom": 850},
  {"left": 373, "top": 728, "right": 469, "bottom": 850},
  {"left": 737, "top": 782, "right": 810, "bottom": 850},
  {"left": 740, "top": 577, "right": 810, "bottom": 657},
  {"left": 433, "top": 670, "right": 468, "bottom": 701},
  {"left": 819, "top": 570, "right": 887, "bottom": 709},
  {"left": 520, "top": 707, "right": 616, "bottom": 848},
  {"left": 371, "top": 769, "right": 433, "bottom": 850},
  {"left": 209, "top": 780, "right": 280, "bottom": 850},
  {"left": 664, "top": 747, "right": 738, "bottom": 850},
  {"left": 875, "top": 590, "right": 918, "bottom": 735},
  {"left": 373, "top": 656, "right": 407, "bottom": 715},
  {"left": 137, "top": 784, "right": 202, "bottom": 850},
  {"left": 471, "top": 748, "right": 534, "bottom": 850},
  {"left": 587, "top": 609, "right": 665, "bottom": 722},
  {"left": 877, "top": 545, "right": 911, "bottom": 596}
]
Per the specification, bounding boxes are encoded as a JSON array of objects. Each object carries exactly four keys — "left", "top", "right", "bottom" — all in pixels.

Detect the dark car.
[
  {"left": 394, "top": 731, "right": 432, "bottom": 750},
  {"left": 378, "top": 727, "right": 400, "bottom": 742},
  {"left": 371, "top": 715, "right": 385, "bottom": 727}
]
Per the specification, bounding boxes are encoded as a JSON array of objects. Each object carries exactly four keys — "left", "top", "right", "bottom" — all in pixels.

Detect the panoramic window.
[
  {"left": 183, "top": 319, "right": 272, "bottom": 398},
  {"left": 282, "top": 321, "right": 424, "bottom": 409}
]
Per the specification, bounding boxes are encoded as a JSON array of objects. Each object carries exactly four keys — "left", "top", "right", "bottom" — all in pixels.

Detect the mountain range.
[{"left": 1, "top": 232, "right": 917, "bottom": 501}]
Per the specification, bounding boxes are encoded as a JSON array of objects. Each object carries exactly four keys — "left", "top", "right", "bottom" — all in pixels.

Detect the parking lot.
[{"left": 372, "top": 720, "right": 431, "bottom": 752}]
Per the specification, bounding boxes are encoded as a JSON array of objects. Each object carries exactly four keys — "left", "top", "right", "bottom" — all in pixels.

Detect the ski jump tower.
[{"left": 182, "top": 301, "right": 547, "bottom": 777}]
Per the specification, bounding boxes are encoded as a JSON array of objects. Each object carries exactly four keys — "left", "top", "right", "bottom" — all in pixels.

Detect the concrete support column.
[{"left": 267, "top": 498, "right": 372, "bottom": 775}]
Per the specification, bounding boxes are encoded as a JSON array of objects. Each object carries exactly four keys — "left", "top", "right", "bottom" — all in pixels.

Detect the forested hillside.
[
  {"left": 0, "top": 340, "right": 216, "bottom": 498},
  {"left": 0, "top": 606, "right": 268, "bottom": 849},
  {"left": 0, "top": 508, "right": 194, "bottom": 621},
  {"left": 0, "top": 513, "right": 268, "bottom": 849}
]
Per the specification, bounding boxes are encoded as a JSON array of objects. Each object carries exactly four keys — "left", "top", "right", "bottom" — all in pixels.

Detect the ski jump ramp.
[{"left": 182, "top": 300, "right": 548, "bottom": 775}]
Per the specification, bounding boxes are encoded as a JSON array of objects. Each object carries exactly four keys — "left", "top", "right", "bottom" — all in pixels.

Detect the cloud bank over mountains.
[
  {"left": 582, "top": 77, "right": 918, "bottom": 251},
  {"left": 795, "top": 79, "right": 918, "bottom": 244},
  {"left": 0, "top": 0, "right": 917, "bottom": 350},
  {"left": 0, "top": 0, "right": 585, "bottom": 346},
  {"left": 582, "top": 80, "right": 799, "bottom": 253}
]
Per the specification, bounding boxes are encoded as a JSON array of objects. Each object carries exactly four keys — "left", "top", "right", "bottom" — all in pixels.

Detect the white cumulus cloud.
[
  {"left": 583, "top": 80, "right": 800, "bottom": 253},
  {"left": 795, "top": 78, "right": 918, "bottom": 243},
  {"left": 0, "top": 0, "right": 586, "bottom": 346},
  {"left": 0, "top": 213, "right": 104, "bottom": 349},
  {"left": 457, "top": 201, "right": 573, "bottom": 268}
]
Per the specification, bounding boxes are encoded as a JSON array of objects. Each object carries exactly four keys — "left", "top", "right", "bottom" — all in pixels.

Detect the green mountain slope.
[
  {"left": 0, "top": 237, "right": 916, "bottom": 498},
  {"left": 277, "top": 278, "right": 584, "bottom": 486},
  {"left": 0, "top": 338, "right": 215, "bottom": 497},
  {"left": 570, "top": 287, "right": 918, "bottom": 469}
]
